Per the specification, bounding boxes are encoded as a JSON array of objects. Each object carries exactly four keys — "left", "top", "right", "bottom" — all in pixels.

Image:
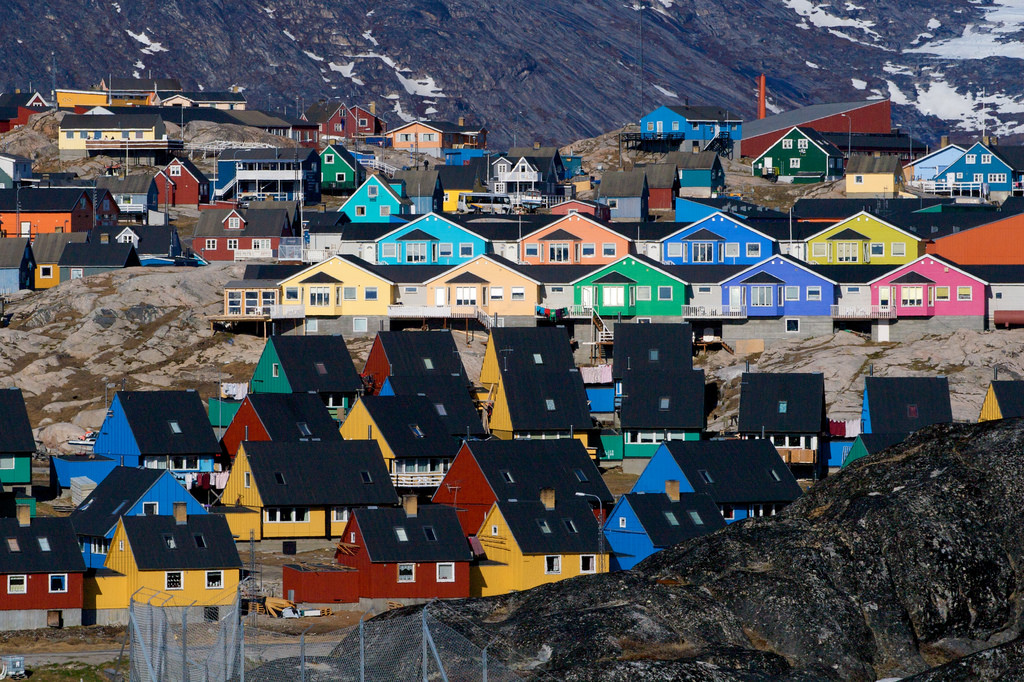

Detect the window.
[
  {"left": 44, "top": 573, "right": 68, "bottom": 594},
  {"left": 511, "top": 287, "right": 525, "bottom": 301},
  {"left": 545, "top": 398, "right": 556, "bottom": 411},
  {"left": 379, "top": 205, "right": 391, "bottom": 217},
  {"left": 227, "top": 239, "right": 238, "bottom": 251},
  {"left": 227, "top": 216, "right": 241, "bottom": 230},
  {"left": 360, "top": 470, "right": 373, "bottom": 484},
  {"left": 309, "top": 286, "right": 330, "bottom": 306},
  {"left": 394, "top": 527, "right": 409, "bottom": 542},
  {"left": 784, "top": 286, "right": 799, "bottom": 301},
  {"left": 607, "top": 199, "right": 618, "bottom": 209},
  {"left": 436, "top": 562, "right": 455, "bottom": 582},
  {"left": 900, "top": 286, "right": 923, "bottom": 307},
  {"left": 501, "top": 470, "right": 514, "bottom": 483},
  {"left": 0, "top": 457, "right": 12, "bottom": 471},
  {"left": 305, "top": 318, "right": 318, "bottom": 333},
  {"left": 332, "top": 507, "right": 350, "bottom": 523},
  {"left": 491, "top": 525, "right": 499, "bottom": 536},
  {"left": 166, "top": 571, "right": 183, "bottom": 590},
  {"left": 459, "top": 243, "right": 473, "bottom": 258},
  {"left": 580, "top": 555, "right": 596, "bottom": 573},
  {"left": 525, "top": 243, "right": 539, "bottom": 258},
  {"left": 636, "top": 286, "right": 651, "bottom": 301},
  {"left": 782, "top": 139, "right": 793, "bottom": 150},
  {"left": 353, "top": 317, "right": 368, "bottom": 333},
  {"left": 790, "top": 158, "right": 801, "bottom": 169},
  {"left": 381, "top": 243, "right": 398, "bottom": 259},
  {"left": 811, "top": 243, "right": 827, "bottom": 259},
  {"left": 38, "top": 537, "right": 50, "bottom": 552},
  {"left": 406, "top": 242, "right": 427, "bottom": 263},
  {"left": 143, "top": 502, "right": 158, "bottom": 515},
  {"left": 168, "top": 420, "right": 182, "bottom": 434},
  {"left": 981, "top": 153, "right": 993, "bottom": 164},
  {"left": 966, "top": 154, "right": 976, "bottom": 165},
  {"left": 664, "top": 511, "right": 680, "bottom": 526},
  {"left": 7, "top": 575, "right": 26, "bottom": 594},
  {"left": 721, "top": 505, "right": 735, "bottom": 520},
  {"left": 544, "top": 555, "right": 561, "bottom": 574},
  {"left": 687, "top": 510, "right": 705, "bottom": 526},
  {"left": 422, "top": 526, "right": 437, "bottom": 542},
  {"left": 40, "top": 265, "right": 53, "bottom": 279},
  {"left": 243, "top": 471, "right": 251, "bottom": 489},
  {"left": 698, "top": 469, "right": 714, "bottom": 484},
  {"left": 548, "top": 243, "right": 570, "bottom": 262},
  {"left": 368, "top": 184, "right": 379, "bottom": 198},
  {"left": 935, "top": 286, "right": 950, "bottom": 301},
  {"left": 537, "top": 519, "right": 552, "bottom": 534},
  {"left": 284, "top": 287, "right": 300, "bottom": 302},
  {"left": 769, "top": 469, "right": 782, "bottom": 482},
  {"left": 746, "top": 243, "right": 761, "bottom": 258},
  {"left": 806, "top": 286, "right": 821, "bottom": 301},
  {"left": 692, "top": 242, "right": 714, "bottom": 262},
  {"left": 657, "top": 286, "right": 673, "bottom": 301},
  {"left": 870, "top": 243, "right": 884, "bottom": 257},
  {"left": 343, "top": 287, "right": 357, "bottom": 300},
  {"left": 659, "top": 396, "right": 671, "bottom": 410},
  {"left": 778, "top": 400, "right": 788, "bottom": 414},
  {"left": 455, "top": 287, "right": 477, "bottom": 305},
  {"left": 907, "top": 404, "right": 919, "bottom": 418},
  {"left": 750, "top": 286, "right": 773, "bottom": 307},
  {"left": 666, "top": 243, "right": 683, "bottom": 258},
  {"left": 835, "top": 242, "right": 858, "bottom": 262},
  {"left": 355, "top": 206, "right": 366, "bottom": 217},
  {"left": 618, "top": 516, "right": 627, "bottom": 528},
  {"left": 489, "top": 286, "right": 503, "bottom": 300},
  {"left": 602, "top": 243, "right": 617, "bottom": 257},
  {"left": 265, "top": 507, "right": 309, "bottom": 523},
  {"left": 582, "top": 243, "right": 596, "bottom": 258},
  {"left": 853, "top": 175, "right": 864, "bottom": 185},
  {"left": 646, "top": 121, "right": 654, "bottom": 131},
  {"left": 364, "top": 286, "right": 378, "bottom": 301},
  {"left": 957, "top": 286, "right": 972, "bottom": 301},
  {"left": 797, "top": 138, "right": 808, "bottom": 150},
  {"left": 398, "top": 563, "right": 415, "bottom": 582},
  {"left": 989, "top": 173, "right": 1007, "bottom": 184},
  {"left": 786, "top": 318, "right": 800, "bottom": 333},
  {"left": 434, "top": 403, "right": 448, "bottom": 417}
]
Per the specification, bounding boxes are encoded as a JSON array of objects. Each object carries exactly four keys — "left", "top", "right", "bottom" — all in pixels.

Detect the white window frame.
[
  {"left": 511, "top": 287, "right": 525, "bottom": 301},
  {"left": 7, "top": 574, "right": 26, "bottom": 594},
  {"left": 581, "top": 243, "right": 596, "bottom": 258},
  {"left": 745, "top": 243, "right": 761, "bottom": 258},
  {"left": 165, "top": 571, "right": 184, "bottom": 591},
  {"left": 459, "top": 243, "right": 474, "bottom": 258},
  {"left": 784, "top": 286, "right": 800, "bottom": 301},
  {"left": 636, "top": 286, "right": 651, "bottom": 301},
  {"left": 226, "top": 239, "right": 239, "bottom": 251},
  {"left": 724, "top": 242, "right": 740, "bottom": 258},
  {"left": 782, "top": 139, "right": 793, "bottom": 150},
  {"left": 891, "top": 242, "right": 906, "bottom": 258},
  {"left": 601, "top": 243, "right": 617, "bottom": 258},
  {"left": 436, "top": 562, "right": 455, "bottom": 583},
  {"left": 790, "top": 158, "right": 801, "bottom": 169},
  {"left": 666, "top": 242, "right": 683, "bottom": 258},
  {"left": 580, "top": 555, "right": 597, "bottom": 574},
  {"left": 489, "top": 286, "right": 503, "bottom": 300},
  {"left": 381, "top": 243, "right": 398, "bottom": 259},
  {"left": 333, "top": 507, "right": 350, "bottom": 523},
  {"left": 397, "top": 563, "right": 415, "bottom": 583},
  {"left": 353, "top": 317, "right": 368, "bottom": 333},
  {"left": 49, "top": 573, "right": 68, "bottom": 593},
  {"left": 544, "top": 555, "right": 561, "bottom": 575},
  {"left": 957, "top": 286, "right": 972, "bottom": 301},
  {"left": 692, "top": 242, "right": 714, "bottom": 263},
  {"left": 785, "top": 318, "right": 800, "bottom": 333},
  {"left": 750, "top": 285, "right": 773, "bottom": 307},
  {"left": 806, "top": 286, "right": 822, "bottom": 301},
  {"left": 657, "top": 285, "right": 673, "bottom": 301},
  {"left": 206, "top": 570, "right": 224, "bottom": 589}
]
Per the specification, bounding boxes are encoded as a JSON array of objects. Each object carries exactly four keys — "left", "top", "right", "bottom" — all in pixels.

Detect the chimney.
[
  {"left": 16, "top": 504, "right": 30, "bottom": 527},
  {"left": 458, "top": 115, "right": 465, "bottom": 127},
  {"left": 534, "top": 141, "right": 541, "bottom": 150},
  {"left": 369, "top": 101, "right": 376, "bottom": 116},
  {"left": 540, "top": 487, "right": 555, "bottom": 510},
  {"left": 173, "top": 501, "right": 187, "bottom": 525},
  {"left": 758, "top": 74, "right": 766, "bottom": 120},
  {"left": 402, "top": 494, "right": 418, "bottom": 518},
  {"left": 665, "top": 480, "right": 680, "bottom": 502},
  {"left": 940, "top": 135, "right": 950, "bottom": 148}
]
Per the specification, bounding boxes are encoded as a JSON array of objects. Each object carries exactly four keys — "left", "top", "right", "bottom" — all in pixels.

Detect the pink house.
[{"left": 868, "top": 255, "right": 987, "bottom": 341}]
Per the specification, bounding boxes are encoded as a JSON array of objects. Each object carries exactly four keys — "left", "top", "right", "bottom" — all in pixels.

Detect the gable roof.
[
  {"left": 663, "top": 105, "right": 742, "bottom": 122},
  {"left": 570, "top": 253, "right": 690, "bottom": 286},
  {"left": 496, "top": 497, "right": 601, "bottom": 555},
  {"left": 0, "top": 517, "right": 86, "bottom": 574},
  {"left": 436, "top": 164, "right": 485, "bottom": 190},
  {"left": 793, "top": 126, "right": 844, "bottom": 158},
  {"left": 0, "top": 188, "right": 90, "bottom": 212},
  {"left": 374, "top": 331, "right": 466, "bottom": 379},
  {"left": 303, "top": 100, "right": 345, "bottom": 124},
  {"left": 121, "top": 515, "right": 241, "bottom": 571},
  {"left": 903, "top": 145, "right": 965, "bottom": 170},
  {"left": 661, "top": 440, "right": 803, "bottom": 504},
  {"left": 890, "top": 271, "right": 934, "bottom": 284},
  {"left": 392, "top": 170, "right": 440, "bottom": 197},
  {"left": 193, "top": 208, "right": 291, "bottom": 238},
  {"left": 269, "top": 335, "right": 362, "bottom": 394},
  {"left": 990, "top": 381, "right": 1024, "bottom": 419},
  {"left": 488, "top": 327, "right": 577, "bottom": 376},
  {"left": 622, "top": 492, "right": 726, "bottom": 547},
  {"left": 599, "top": 169, "right": 647, "bottom": 198},
  {"left": 742, "top": 99, "right": 888, "bottom": 140},
  {"left": 58, "top": 242, "right": 141, "bottom": 268},
  {"left": 357, "top": 395, "right": 458, "bottom": 459},
  {"left": 30, "top": 233, "right": 89, "bottom": 264},
  {"left": 855, "top": 432, "right": 909, "bottom": 457},
  {"left": 613, "top": 323, "right": 693, "bottom": 377},
  {"left": 355, "top": 505, "right": 471, "bottom": 563},
  {"left": 69, "top": 466, "right": 165, "bottom": 537},
  {"left": 116, "top": 391, "right": 220, "bottom": 455},
  {"left": 89, "top": 225, "right": 178, "bottom": 256},
  {"left": 990, "top": 146, "right": 1024, "bottom": 172},
  {"left": 665, "top": 150, "right": 722, "bottom": 171},
  {"left": 499, "top": 368, "right": 591, "bottom": 432},
  {"left": 827, "top": 228, "right": 871, "bottom": 241},
  {"left": 0, "top": 238, "right": 29, "bottom": 268},
  {"left": 846, "top": 154, "right": 901, "bottom": 175},
  {"left": 619, "top": 370, "right": 705, "bottom": 430},
  {"left": 718, "top": 255, "right": 837, "bottom": 286},
  {"left": 384, "top": 374, "right": 486, "bottom": 437},
  {"left": 96, "top": 174, "right": 156, "bottom": 196},
  {"left": 864, "top": 376, "right": 952, "bottom": 434},
  {"left": 642, "top": 164, "right": 680, "bottom": 189},
  {"left": 738, "top": 373, "right": 825, "bottom": 434},
  {"left": 242, "top": 441, "right": 398, "bottom": 507},
  {"left": 244, "top": 393, "right": 343, "bottom": 443},
  {"left": 0, "top": 387, "right": 35, "bottom": 453},
  {"left": 866, "top": 254, "right": 987, "bottom": 286},
  {"left": 805, "top": 211, "right": 923, "bottom": 244}
]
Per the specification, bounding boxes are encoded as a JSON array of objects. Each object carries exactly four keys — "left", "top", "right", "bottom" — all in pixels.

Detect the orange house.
[
  {"left": 386, "top": 120, "right": 486, "bottom": 158},
  {"left": 0, "top": 188, "right": 117, "bottom": 238},
  {"left": 926, "top": 213, "right": 1024, "bottom": 265},
  {"left": 518, "top": 213, "right": 632, "bottom": 265}
]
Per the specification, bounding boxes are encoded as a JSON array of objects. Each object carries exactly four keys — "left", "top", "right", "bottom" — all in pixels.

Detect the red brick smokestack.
[{"left": 758, "top": 74, "right": 767, "bottom": 120}]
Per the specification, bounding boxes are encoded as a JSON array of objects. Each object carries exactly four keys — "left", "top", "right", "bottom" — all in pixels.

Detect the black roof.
[
  {"left": 304, "top": 212, "right": 348, "bottom": 230},
  {"left": 890, "top": 271, "right": 934, "bottom": 284},
  {"left": 121, "top": 515, "right": 241, "bottom": 571},
  {"left": 58, "top": 242, "right": 141, "bottom": 268},
  {"left": 791, "top": 198, "right": 951, "bottom": 221},
  {"left": 738, "top": 373, "right": 826, "bottom": 434},
  {"left": 70, "top": 466, "right": 165, "bottom": 538},
  {"left": 741, "top": 271, "right": 784, "bottom": 284},
  {"left": 357, "top": 395, "right": 460, "bottom": 459},
  {"left": 488, "top": 327, "right": 576, "bottom": 375},
  {"left": 117, "top": 391, "right": 220, "bottom": 455},
  {"left": 245, "top": 393, "right": 343, "bottom": 443},
  {"left": 355, "top": 505, "right": 471, "bottom": 563},
  {"left": 0, "top": 188, "right": 88, "bottom": 212},
  {"left": 30, "top": 233, "right": 89, "bottom": 264},
  {"left": 827, "top": 228, "right": 870, "bottom": 241},
  {"left": 956, "top": 265, "right": 1024, "bottom": 284},
  {"left": 687, "top": 197, "right": 789, "bottom": 221},
  {"left": 241, "top": 441, "right": 398, "bottom": 507},
  {"left": 360, "top": 263, "right": 451, "bottom": 284},
  {"left": 856, "top": 432, "right": 909, "bottom": 456},
  {"left": 462, "top": 439, "right": 612, "bottom": 505},
  {"left": 619, "top": 370, "right": 705, "bottom": 430},
  {"left": 446, "top": 271, "right": 488, "bottom": 284},
  {"left": 665, "top": 105, "right": 742, "bottom": 122},
  {"left": 612, "top": 323, "right": 693, "bottom": 378},
  {"left": 662, "top": 440, "right": 803, "bottom": 505},
  {"left": 299, "top": 272, "right": 340, "bottom": 284},
  {"left": 0, "top": 517, "right": 86, "bottom": 574},
  {"left": 622, "top": 492, "right": 726, "bottom": 547},
  {"left": 686, "top": 227, "right": 725, "bottom": 241},
  {"left": 499, "top": 367, "right": 591, "bottom": 432},
  {"left": 164, "top": 156, "right": 210, "bottom": 184},
  {"left": 241, "top": 263, "right": 306, "bottom": 281},
  {"left": 89, "top": 225, "right": 178, "bottom": 257},
  {"left": 0, "top": 387, "right": 35, "bottom": 454},
  {"left": 383, "top": 374, "right": 485, "bottom": 437},
  {"left": 193, "top": 208, "right": 291, "bottom": 239},
  {"left": 594, "top": 271, "right": 635, "bottom": 284},
  {"left": 864, "top": 376, "right": 952, "bottom": 434},
  {"left": 990, "top": 381, "right": 1024, "bottom": 419},
  {"left": 269, "top": 335, "right": 362, "bottom": 394},
  {"left": 396, "top": 228, "right": 439, "bottom": 241},
  {"left": 605, "top": 221, "right": 685, "bottom": 241},
  {"left": 806, "top": 264, "right": 894, "bottom": 284},
  {"left": 496, "top": 497, "right": 601, "bottom": 555},
  {"left": 539, "top": 228, "right": 581, "bottom": 241},
  {"left": 819, "top": 131, "right": 927, "bottom": 154},
  {"left": 374, "top": 331, "right": 467, "bottom": 379},
  {"left": 662, "top": 264, "right": 747, "bottom": 284},
  {"left": 991, "top": 146, "right": 1024, "bottom": 172}
]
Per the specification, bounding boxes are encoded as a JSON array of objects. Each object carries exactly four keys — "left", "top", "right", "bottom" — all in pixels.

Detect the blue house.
[
  {"left": 661, "top": 212, "right": 776, "bottom": 265},
  {"left": 92, "top": 391, "right": 219, "bottom": 481},
  {"left": 935, "top": 142, "right": 1018, "bottom": 199},
  {"left": 375, "top": 213, "right": 488, "bottom": 265},
  {"left": 904, "top": 145, "right": 965, "bottom": 182},
  {"left": 69, "top": 467, "right": 206, "bottom": 568},
  {"left": 49, "top": 454, "right": 118, "bottom": 494},
  {"left": 215, "top": 147, "right": 321, "bottom": 205},
  {"left": 0, "top": 237, "right": 34, "bottom": 294},
  {"left": 718, "top": 256, "right": 836, "bottom": 319},
  {"left": 861, "top": 376, "right": 952, "bottom": 435},
  {"left": 392, "top": 169, "right": 443, "bottom": 214},
  {"left": 672, "top": 151, "right": 726, "bottom": 198},
  {"left": 604, "top": 490, "right": 725, "bottom": 570},
  {"left": 641, "top": 105, "right": 742, "bottom": 141},
  {"left": 631, "top": 440, "right": 802, "bottom": 523},
  {"left": 340, "top": 175, "right": 413, "bottom": 223}
]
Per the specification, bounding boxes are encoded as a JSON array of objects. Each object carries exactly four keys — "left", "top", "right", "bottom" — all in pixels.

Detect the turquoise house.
[
  {"left": 376, "top": 213, "right": 488, "bottom": 265},
  {"left": 340, "top": 175, "right": 413, "bottom": 223}
]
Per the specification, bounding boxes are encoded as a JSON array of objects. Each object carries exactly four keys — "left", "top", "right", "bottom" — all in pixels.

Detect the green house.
[
  {"left": 0, "top": 388, "right": 35, "bottom": 488},
  {"left": 571, "top": 255, "right": 689, "bottom": 320},
  {"left": 842, "top": 432, "right": 907, "bottom": 468},
  {"left": 250, "top": 335, "right": 364, "bottom": 419},
  {"left": 320, "top": 143, "right": 364, "bottom": 193},
  {"left": 752, "top": 126, "right": 845, "bottom": 184}
]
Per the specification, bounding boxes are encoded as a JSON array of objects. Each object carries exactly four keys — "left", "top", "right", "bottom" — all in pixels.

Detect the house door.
[
  {"left": 581, "top": 286, "right": 593, "bottom": 309},
  {"left": 877, "top": 320, "right": 890, "bottom": 342},
  {"left": 506, "top": 244, "right": 517, "bottom": 260},
  {"left": 363, "top": 245, "right": 375, "bottom": 261},
  {"left": 763, "top": 157, "right": 772, "bottom": 175},
  {"left": 20, "top": 221, "right": 30, "bottom": 238},
  {"left": 435, "top": 288, "right": 446, "bottom": 306},
  {"left": 646, "top": 243, "right": 660, "bottom": 258},
  {"left": 729, "top": 286, "right": 743, "bottom": 311},
  {"left": 656, "top": 120, "right": 663, "bottom": 133}
]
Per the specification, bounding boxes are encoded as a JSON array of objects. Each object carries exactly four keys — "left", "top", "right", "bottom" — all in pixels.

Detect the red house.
[
  {"left": 643, "top": 164, "right": 681, "bottom": 211},
  {"left": 155, "top": 157, "right": 211, "bottom": 207},
  {"left": 192, "top": 207, "right": 293, "bottom": 262},
  {"left": 740, "top": 99, "right": 892, "bottom": 160},
  {"left": 548, "top": 199, "right": 611, "bottom": 221},
  {"left": 303, "top": 100, "right": 347, "bottom": 141},
  {"left": 335, "top": 497, "right": 471, "bottom": 600},
  {"left": 344, "top": 105, "right": 387, "bottom": 140},
  {"left": 432, "top": 439, "right": 612, "bottom": 536},
  {"left": 220, "top": 393, "right": 342, "bottom": 460},
  {"left": 282, "top": 563, "right": 359, "bottom": 603},
  {"left": 0, "top": 507, "right": 87, "bottom": 630},
  {"left": 362, "top": 330, "right": 465, "bottom": 395},
  {"left": 0, "top": 106, "right": 47, "bottom": 134}
]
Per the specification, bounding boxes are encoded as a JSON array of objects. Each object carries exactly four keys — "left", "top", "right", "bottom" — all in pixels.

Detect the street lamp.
[
  {"left": 839, "top": 113, "right": 852, "bottom": 164},
  {"left": 575, "top": 491, "right": 606, "bottom": 574}
]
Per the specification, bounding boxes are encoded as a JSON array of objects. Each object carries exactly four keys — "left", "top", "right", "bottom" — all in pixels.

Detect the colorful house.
[
  {"left": 437, "top": 164, "right": 486, "bottom": 213},
  {"left": 642, "top": 164, "right": 680, "bottom": 211},
  {"left": 30, "top": 233, "right": 89, "bottom": 289},
  {"left": 218, "top": 440, "right": 398, "bottom": 541},
  {"left": 841, "top": 432, "right": 908, "bottom": 469},
  {"left": 376, "top": 213, "right": 488, "bottom": 266},
  {"left": 0, "top": 509, "right": 86, "bottom": 630},
  {"left": 487, "top": 361, "right": 591, "bottom": 441},
  {"left": 935, "top": 142, "right": 1018, "bottom": 201},
  {"left": 925, "top": 212, "right": 1024, "bottom": 265},
  {"left": 979, "top": 380, "right": 1024, "bottom": 422},
  {"left": 604, "top": 490, "right": 725, "bottom": 571},
  {"left": 631, "top": 440, "right": 802, "bottom": 523},
  {"left": 0, "top": 188, "right": 109, "bottom": 238},
  {"left": 58, "top": 242, "right": 141, "bottom": 283},
  {"left": 805, "top": 212, "right": 923, "bottom": 265},
  {"left": 661, "top": 212, "right": 776, "bottom": 265},
  {"left": 420, "top": 255, "right": 542, "bottom": 328},
  {"left": 518, "top": 214, "right": 631, "bottom": 265},
  {"left": 379, "top": 374, "right": 485, "bottom": 438},
  {"left": 192, "top": 207, "right": 293, "bottom": 262},
  {"left": 432, "top": 439, "right": 612, "bottom": 536},
  {"left": 0, "top": 238, "right": 33, "bottom": 294},
  {"left": 220, "top": 392, "right": 343, "bottom": 461},
  {"left": 335, "top": 498, "right": 472, "bottom": 600},
  {"left": 361, "top": 330, "right": 466, "bottom": 395},
  {"left": 320, "top": 143, "right": 364, "bottom": 193},
  {"left": 70, "top": 467, "right": 206, "bottom": 569},
  {"left": 618, "top": 370, "right": 705, "bottom": 463},
  {"left": 386, "top": 120, "right": 487, "bottom": 158},
  {"left": 844, "top": 154, "right": 901, "bottom": 198},
  {"left": 392, "top": 169, "right": 443, "bottom": 214},
  {"left": 571, "top": 255, "right": 689, "bottom": 321},
  {"left": 303, "top": 100, "right": 347, "bottom": 141},
  {"left": 867, "top": 255, "right": 987, "bottom": 341},
  {"left": 737, "top": 372, "right": 827, "bottom": 477},
  {"left": 472, "top": 491, "right": 607, "bottom": 597},
  {"left": 215, "top": 147, "right": 321, "bottom": 205},
  {"left": 344, "top": 104, "right": 388, "bottom": 140},
  {"left": 752, "top": 127, "right": 845, "bottom": 183},
  {"left": 0, "top": 388, "right": 35, "bottom": 490},
  {"left": 340, "top": 175, "right": 412, "bottom": 222},
  {"left": 639, "top": 105, "right": 742, "bottom": 151},
  {"left": 902, "top": 145, "right": 964, "bottom": 183},
  {"left": 669, "top": 150, "right": 727, "bottom": 198},
  {"left": 597, "top": 170, "right": 648, "bottom": 220},
  {"left": 154, "top": 157, "right": 210, "bottom": 207},
  {"left": 58, "top": 114, "right": 179, "bottom": 163},
  {"left": 95, "top": 175, "right": 158, "bottom": 220},
  {"left": 548, "top": 199, "right": 611, "bottom": 222},
  {"left": 861, "top": 376, "right": 952, "bottom": 435},
  {"left": 248, "top": 335, "right": 363, "bottom": 418}
]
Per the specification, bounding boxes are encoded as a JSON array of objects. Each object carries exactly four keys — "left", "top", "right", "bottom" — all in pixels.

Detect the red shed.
[
  {"left": 335, "top": 498, "right": 471, "bottom": 600},
  {"left": 361, "top": 330, "right": 464, "bottom": 395},
  {"left": 155, "top": 157, "right": 210, "bottom": 207},
  {"left": 220, "top": 393, "right": 342, "bottom": 460},
  {"left": 549, "top": 199, "right": 611, "bottom": 221},
  {"left": 345, "top": 105, "right": 387, "bottom": 140},
  {"left": 740, "top": 99, "right": 892, "bottom": 160},
  {"left": 282, "top": 564, "right": 359, "bottom": 603},
  {"left": 432, "top": 440, "right": 612, "bottom": 536}
]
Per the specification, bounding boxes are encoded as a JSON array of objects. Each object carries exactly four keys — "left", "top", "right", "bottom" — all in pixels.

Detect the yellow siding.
[
  {"left": 488, "top": 384, "right": 514, "bottom": 439},
  {"left": 479, "top": 336, "right": 501, "bottom": 387},
  {"left": 221, "top": 446, "right": 264, "bottom": 508},
  {"left": 846, "top": 172, "right": 898, "bottom": 198},
  {"left": 54, "top": 89, "right": 109, "bottom": 108},
  {"left": 278, "top": 256, "right": 394, "bottom": 317},
  {"left": 222, "top": 510, "right": 262, "bottom": 541},
  {"left": 340, "top": 400, "right": 395, "bottom": 463},
  {"left": 442, "top": 189, "right": 471, "bottom": 213},
  {"left": 424, "top": 257, "right": 540, "bottom": 318},
  {"left": 806, "top": 213, "right": 921, "bottom": 265},
  {"left": 34, "top": 264, "right": 61, "bottom": 289},
  {"left": 260, "top": 508, "right": 328, "bottom": 538},
  {"left": 979, "top": 385, "right": 1003, "bottom": 422},
  {"left": 84, "top": 572, "right": 129, "bottom": 611}
]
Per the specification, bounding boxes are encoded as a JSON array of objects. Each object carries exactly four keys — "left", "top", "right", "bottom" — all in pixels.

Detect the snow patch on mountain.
[
  {"left": 126, "top": 30, "right": 169, "bottom": 54},
  {"left": 907, "top": 1, "right": 1024, "bottom": 59},
  {"left": 652, "top": 84, "right": 678, "bottom": 98}
]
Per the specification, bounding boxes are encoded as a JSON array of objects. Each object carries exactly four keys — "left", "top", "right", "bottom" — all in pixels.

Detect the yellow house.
[
  {"left": 58, "top": 113, "right": 169, "bottom": 161},
  {"left": 423, "top": 255, "right": 541, "bottom": 326},
  {"left": 277, "top": 255, "right": 395, "bottom": 335},
  {"left": 217, "top": 440, "right": 398, "bottom": 541},
  {"left": 31, "top": 233, "right": 89, "bottom": 289},
  {"left": 84, "top": 504, "right": 241, "bottom": 621},
  {"left": 54, "top": 89, "right": 110, "bottom": 108},
  {"left": 805, "top": 211, "right": 923, "bottom": 265},
  {"left": 471, "top": 491, "right": 607, "bottom": 597},
  {"left": 844, "top": 155, "right": 902, "bottom": 198},
  {"left": 979, "top": 380, "right": 1024, "bottom": 422}
]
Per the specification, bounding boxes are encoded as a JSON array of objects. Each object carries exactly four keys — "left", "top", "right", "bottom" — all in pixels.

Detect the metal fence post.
[
  {"left": 421, "top": 608, "right": 428, "bottom": 682},
  {"left": 240, "top": 613, "right": 245, "bottom": 682},
  {"left": 300, "top": 630, "right": 306, "bottom": 682},
  {"left": 182, "top": 608, "right": 188, "bottom": 682},
  {"left": 359, "top": 616, "right": 365, "bottom": 682}
]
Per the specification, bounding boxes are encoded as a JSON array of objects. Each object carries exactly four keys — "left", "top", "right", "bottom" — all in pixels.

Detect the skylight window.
[
  {"left": 563, "top": 519, "right": 578, "bottom": 533},
  {"left": 663, "top": 511, "right": 679, "bottom": 526},
  {"left": 769, "top": 469, "right": 781, "bottom": 482},
  {"left": 297, "top": 422, "right": 312, "bottom": 437},
  {"left": 423, "top": 526, "right": 437, "bottom": 542},
  {"left": 501, "top": 470, "right": 515, "bottom": 483},
  {"left": 5, "top": 538, "right": 19, "bottom": 552},
  {"left": 38, "top": 537, "right": 50, "bottom": 552},
  {"left": 573, "top": 468, "right": 588, "bottom": 482},
  {"left": 778, "top": 400, "right": 788, "bottom": 414},
  {"left": 532, "top": 353, "right": 544, "bottom": 365},
  {"left": 111, "top": 500, "right": 128, "bottom": 515},
  {"left": 659, "top": 397, "right": 671, "bottom": 411},
  {"left": 360, "top": 470, "right": 372, "bottom": 484},
  {"left": 168, "top": 420, "right": 182, "bottom": 434},
  {"left": 194, "top": 534, "right": 207, "bottom": 548},
  {"left": 275, "top": 472, "right": 286, "bottom": 485},
  {"left": 687, "top": 511, "right": 704, "bottom": 526},
  {"left": 163, "top": 534, "right": 177, "bottom": 550},
  {"left": 434, "top": 403, "right": 447, "bottom": 416},
  {"left": 648, "top": 349, "right": 659, "bottom": 362},
  {"left": 409, "top": 424, "right": 425, "bottom": 438},
  {"left": 314, "top": 362, "right": 327, "bottom": 375},
  {"left": 698, "top": 470, "right": 714, "bottom": 484},
  {"left": 545, "top": 399, "right": 556, "bottom": 411},
  {"left": 394, "top": 527, "right": 409, "bottom": 542},
  {"left": 422, "top": 358, "right": 435, "bottom": 370},
  {"left": 536, "top": 519, "right": 552, "bottom": 534}
]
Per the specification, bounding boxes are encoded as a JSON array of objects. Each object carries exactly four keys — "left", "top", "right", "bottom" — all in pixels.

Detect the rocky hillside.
[
  {"left": 4, "top": 0, "right": 1024, "bottom": 146},
  {"left": 417, "top": 418, "right": 1024, "bottom": 680}
]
